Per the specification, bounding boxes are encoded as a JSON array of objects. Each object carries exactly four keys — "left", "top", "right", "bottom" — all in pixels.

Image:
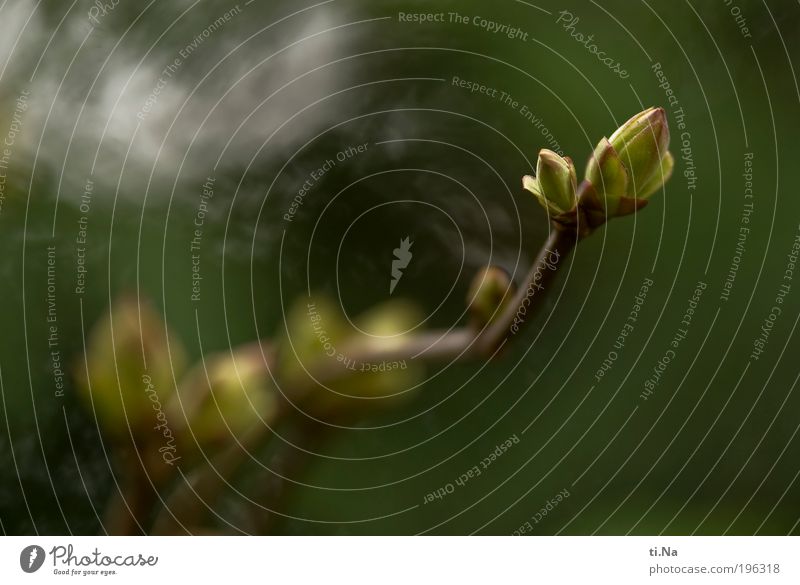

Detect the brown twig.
[{"left": 473, "top": 226, "right": 578, "bottom": 356}]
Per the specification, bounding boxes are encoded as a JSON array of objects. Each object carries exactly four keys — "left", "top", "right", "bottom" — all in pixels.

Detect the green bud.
[
  {"left": 75, "top": 296, "right": 187, "bottom": 438},
  {"left": 584, "top": 107, "right": 671, "bottom": 217},
  {"left": 636, "top": 151, "right": 675, "bottom": 199},
  {"left": 467, "top": 266, "right": 514, "bottom": 329},
  {"left": 523, "top": 150, "right": 577, "bottom": 216},
  {"left": 608, "top": 107, "right": 670, "bottom": 197},
  {"left": 585, "top": 138, "right": 629, "bottom": 213},
  {"left": 171, "top": 344, "right": 278, "bottom": 450}
]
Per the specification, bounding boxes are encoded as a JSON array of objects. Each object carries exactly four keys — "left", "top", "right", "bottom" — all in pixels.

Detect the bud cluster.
[{"left": 523, "top": 107, "right": 674, "bottom": 229}]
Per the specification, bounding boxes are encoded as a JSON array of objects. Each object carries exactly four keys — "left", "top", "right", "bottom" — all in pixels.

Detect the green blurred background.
[{"left": 0, "top": 0, "right": 798, "bottom": 534}]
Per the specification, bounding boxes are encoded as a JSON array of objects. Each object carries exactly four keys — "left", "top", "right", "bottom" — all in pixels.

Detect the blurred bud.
[
  {"left": 276, "top": 295, "right": 350, "bottom": 390},
  {"left": 584, "top": 107, "right": 671, "bottom": 215},
  {"left": 467, "top": 266, "right": 515, "bottom": 329},
  {"left": 523, "top": 150, "right": 577, "bottom": 216},
  {"left": 171, "top": 343, "right": 278, "bottom": 450},
  {"left": 277, "top": 296, "right": 425, "bottom": 421},
  {"left": 316, "top": 300, "right": 424, "bottom": 418},
  {"left": 356, "top": 299, "right": 420, "bottom": 349},
  {"left": 75, "top": 296, "right": 186, "bottom": 438}
]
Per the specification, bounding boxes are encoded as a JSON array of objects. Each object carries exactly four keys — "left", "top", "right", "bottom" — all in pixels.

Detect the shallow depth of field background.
[{"left": 0, "top": 0, "right": 799, "bottom": 534}]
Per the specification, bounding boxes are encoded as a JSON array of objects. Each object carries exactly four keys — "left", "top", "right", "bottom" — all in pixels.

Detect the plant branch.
[
  {"left": 152, "top": 218, "right": 587, "bottom": 534},
  {"left": 473, "top": 225, "right": 578, "bottom": 356},
  {"left": 293, "top": 221, "right": 583, "bottom": 393}
]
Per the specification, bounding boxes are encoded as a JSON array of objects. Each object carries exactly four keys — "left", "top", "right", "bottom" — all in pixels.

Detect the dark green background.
[{"left": 0, "top": 0, "right": 798, "bottom": 534}]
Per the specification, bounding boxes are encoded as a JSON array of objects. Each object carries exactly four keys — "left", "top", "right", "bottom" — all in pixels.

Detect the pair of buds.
[
  {"left": 467, "top": 107, "right": 674, "bottom": 330},
  {"left": 75, "top": 298, "right": 278, "bottom": 469},
  {"left": 523, "top": 107, "right": 674, "bottom": 228}
]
